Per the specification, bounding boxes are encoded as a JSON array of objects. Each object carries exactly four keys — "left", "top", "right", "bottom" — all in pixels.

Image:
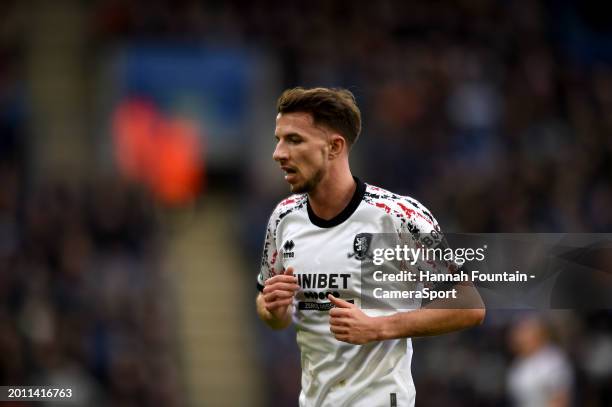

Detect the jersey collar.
[{"left": 307, "top": 177, "right": 366, "bottom": 228}]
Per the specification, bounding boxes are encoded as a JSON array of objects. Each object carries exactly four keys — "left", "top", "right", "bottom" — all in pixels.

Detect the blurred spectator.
[{"left": 507, "top": 315, "right": 574, "bottom": 407}]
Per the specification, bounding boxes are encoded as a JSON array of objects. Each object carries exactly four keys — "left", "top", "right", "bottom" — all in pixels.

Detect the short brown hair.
[{"left": 277, "top": 87, "right": 362, "bottom": 146}]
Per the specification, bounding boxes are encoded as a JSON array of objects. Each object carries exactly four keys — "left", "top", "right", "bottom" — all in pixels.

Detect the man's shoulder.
[
  {"left": 363, "top": 183, "right": 437, "bottom": 227},
  {"left": 269, "top": 193, "right": 308, "bottom": 220}
]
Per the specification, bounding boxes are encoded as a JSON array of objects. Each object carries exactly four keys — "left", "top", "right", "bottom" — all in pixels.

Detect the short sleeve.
[
  {"left": 396, "top": 199, "right": 462, "bottom": 286},
  {"left": 257, "top": 212, "right": 284, "bottom": 292}
]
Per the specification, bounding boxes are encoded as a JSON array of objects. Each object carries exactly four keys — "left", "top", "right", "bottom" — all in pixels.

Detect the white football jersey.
[
  {"left": 507, "top": 346, "right": 573, "bottom": 407},
  {"left": 257, "top": 178, "right": 450, "bottom": 407}
]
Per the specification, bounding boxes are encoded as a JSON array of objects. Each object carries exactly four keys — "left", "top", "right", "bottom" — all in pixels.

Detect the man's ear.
[{"left": 328, "top": 134, "right": 346, "bottom": 159}]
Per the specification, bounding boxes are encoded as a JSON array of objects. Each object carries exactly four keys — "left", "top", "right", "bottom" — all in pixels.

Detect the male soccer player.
[
  {"left": 507, "top": 315, "right": 573, "bottom": 407},
  {"left": 256, "top": 87, "right": 485, "bottom": 407}
]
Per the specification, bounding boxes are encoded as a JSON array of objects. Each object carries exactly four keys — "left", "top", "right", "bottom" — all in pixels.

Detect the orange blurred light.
[{"left": 112, "top": 98, "right": 205, "bottom": 205}]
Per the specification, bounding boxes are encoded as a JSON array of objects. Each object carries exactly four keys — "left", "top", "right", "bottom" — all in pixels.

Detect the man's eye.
[{"left": 289, "top": 137, "right": 302, "bottom": 144}]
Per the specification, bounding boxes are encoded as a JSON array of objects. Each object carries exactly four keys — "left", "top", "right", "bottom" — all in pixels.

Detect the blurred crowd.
[
  {"left": 92, "top": 2, "right": 612, "bottom": 231},
  {"left": 0, "top": 152, "right": 181, "bottom": 405},
  {"left": 1, "top": 0, "right": 611, "bottom": 406},
  {"left": 0, "top": 75, "right": 180, "bottom": 407}
]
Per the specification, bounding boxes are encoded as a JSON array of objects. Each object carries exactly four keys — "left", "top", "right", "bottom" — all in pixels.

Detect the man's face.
[{"left": 273, "top": 112, "right": 329, "bottom": 194}]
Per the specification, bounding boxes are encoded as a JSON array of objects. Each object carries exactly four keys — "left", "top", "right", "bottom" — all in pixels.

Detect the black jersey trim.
[{"left": 307, "top": 177, "right": 366, "bottom": 228}]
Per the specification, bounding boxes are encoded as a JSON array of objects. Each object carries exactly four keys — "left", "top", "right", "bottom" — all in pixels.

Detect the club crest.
[{"left": 348, "top": 233, "right": 373, "bottom": 260}]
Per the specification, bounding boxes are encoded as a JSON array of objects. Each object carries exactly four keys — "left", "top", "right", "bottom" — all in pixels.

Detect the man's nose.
[{"left": 273, "top": 141, "right": 287, "bottom": 162}]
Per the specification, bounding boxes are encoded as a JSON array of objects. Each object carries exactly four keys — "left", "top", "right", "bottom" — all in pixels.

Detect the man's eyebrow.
[{"left": 276, "top": 132, "right": 302, "bottom": 139}]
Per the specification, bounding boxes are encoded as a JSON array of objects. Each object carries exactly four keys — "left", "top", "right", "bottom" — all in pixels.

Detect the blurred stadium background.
[{"left": 0, "top": 0, "right": 611, "bottom": 406}]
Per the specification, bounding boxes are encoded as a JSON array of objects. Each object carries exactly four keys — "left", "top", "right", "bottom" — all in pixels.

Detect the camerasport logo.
[{"left": 283, "top": 240, "right": 295, "bottom": 259}]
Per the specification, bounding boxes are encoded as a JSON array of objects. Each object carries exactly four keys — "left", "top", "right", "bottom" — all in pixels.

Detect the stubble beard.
[{"left": 290, "top": 168, "right": 325, "bottom": 194}]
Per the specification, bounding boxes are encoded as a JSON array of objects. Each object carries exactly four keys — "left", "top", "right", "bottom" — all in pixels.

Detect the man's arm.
[
  {"left": 377, "top": 283, "right": 485, "bottom": 339},
  {"left": 328, "top": 284, "right": 485, "bottom": 344},
  {"left": 256, "top": 267, "right": 299, "bottom": 330}
]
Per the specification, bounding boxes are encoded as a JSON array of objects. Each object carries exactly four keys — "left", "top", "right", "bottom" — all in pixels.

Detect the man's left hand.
[{"left": 328, "top": 294, "right": 379, "bottom": 345}]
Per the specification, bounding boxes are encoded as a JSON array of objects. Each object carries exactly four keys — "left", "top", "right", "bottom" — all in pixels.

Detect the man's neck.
[{"left": 308, "top": 170, "right": 356, "bottom": 221}]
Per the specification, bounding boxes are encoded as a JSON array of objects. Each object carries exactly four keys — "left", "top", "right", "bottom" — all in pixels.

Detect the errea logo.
[{"left": 283, "top": 240, "right": 295, "bottom": 259}]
